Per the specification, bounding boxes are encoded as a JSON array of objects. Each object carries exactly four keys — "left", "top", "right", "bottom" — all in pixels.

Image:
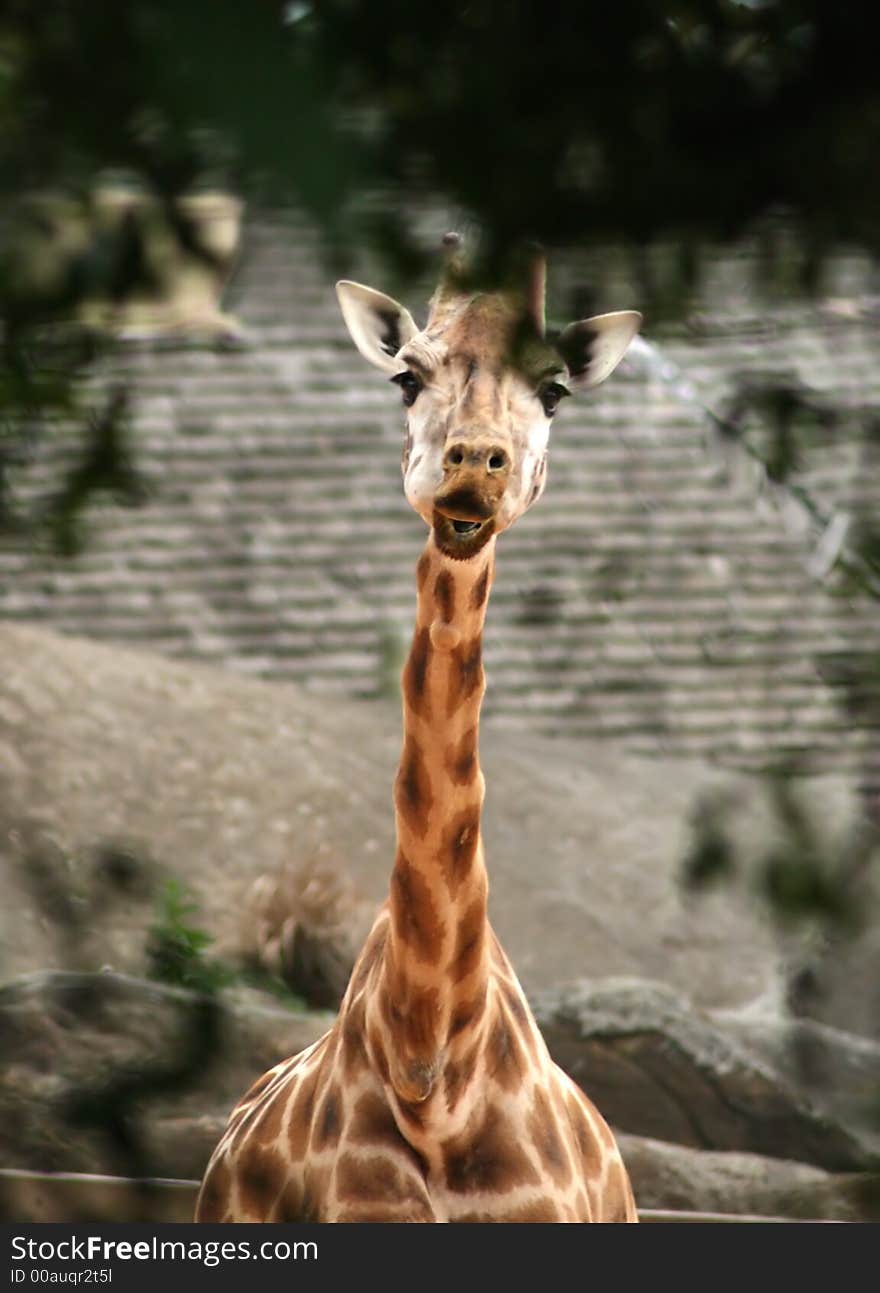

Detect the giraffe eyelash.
[
  {"left": 391, "top": 371, "right": 422, "bottom": 407},
  {"left": 539, "top": 382, "right": 570, "bottom": 418}
]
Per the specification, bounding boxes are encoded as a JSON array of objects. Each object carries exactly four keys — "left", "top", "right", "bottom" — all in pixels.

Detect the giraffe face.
[{"left": 337, "top": 274, "right": 640, "bottom": 560}]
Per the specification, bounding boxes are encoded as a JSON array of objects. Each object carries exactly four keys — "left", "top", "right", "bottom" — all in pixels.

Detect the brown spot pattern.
[
  {"left": 312, "top": 1083, "right": 342, "bottom": 1153},
  {"left": 349, "top": 1091, "right": 429, "bottom": 1178},
  {"left": 274, "top": 1179, "right": 312, "bottom": 1223},
  {"left": 449, "top": 896, "right": 486, "bottom": 983},
  {"left": 402, "top": 626, "right": 431, "bottom": 714},
  {"left": 416, "top": 551, "right": 431, "bottom": 591},
  {"left": 446, "top": 724, "right": 479, "bottom": 786},
  {"left": 471, "top": 565, "right": 490, "bottom": 610},
  {"left": 287, "top": 1075, "right": 317, "bottom": 1161},
  {"left": 389, "top": 983, "right": 441, "bottom": 1054},
  {"left": 348, "top": 1091, "right": 398, "bottom": 1147},
  {"left": 434, "top": 571, "right": 455, "bottom": 622},
  {"left": 390, "top": 852, "right": 445, "bottom": 964},
  {"left": 196, "top": 1154, "right": 231, "bottom": 1222},
  {"left": 367, "top": 1023, "right": 391, "bottom": 1084},
  {"left": 444, "top": 1105, "right": 541, "bottom": 1195},
  {"left": 335, "top": 1153, "right": 427, "bottom": 1208},
  {"left": 254, "top": 1086, "right": 288, "bottom": 1146},
  {"left": 446, "top": 639, "right": 483, "bottom": 717},
  {"left": 444, "top": 1042, "right": 479, "bottom": 1112},
  {"left": 305, "top": 1169, "right": 331, "bottom": 1218},
  {"left": 447, "top": 990, "right": 486, "bottom": 1040},
  {"left": 486, "top": 1008, "right": 527, "bottom": 1092},
  {"left": 237, "top": 1143, "right": 286, "bottom": 1218},
  {"left": 394, "top": 737, "right": 433, "bottom": 838},
  {"left": 567, "top": 1092, "right": 602, "bottom": 1177},
  {"left": 527, "top": 1089, "right": 572, "bottom": 1187},
  {"left": 341, "top": 997, "right": 369, "bottom": 1082},
  {"left": 438, "top": 805, "right": 481, "bottom": 896},
  {"left": 395, "top": 1096, "right": 429, "bottom": 1131},
  {"left": 225, "top": 1099, "right": 264, "bottom": 1157},
  {"left": 601, "top": 1159, "right": 632, "bottom": 1222}
]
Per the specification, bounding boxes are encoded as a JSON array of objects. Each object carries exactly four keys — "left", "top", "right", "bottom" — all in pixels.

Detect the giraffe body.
[
  {"left": 198, "top": 921, "right": 634, "bottom": 1222},
  {"left": 197, "top": 245, "right": 641, "bottom": 1223}
]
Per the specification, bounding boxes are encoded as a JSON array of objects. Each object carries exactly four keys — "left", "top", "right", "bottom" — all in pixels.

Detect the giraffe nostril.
[{"left": 444, "top": 441, "right": 509, "bottom": 473}]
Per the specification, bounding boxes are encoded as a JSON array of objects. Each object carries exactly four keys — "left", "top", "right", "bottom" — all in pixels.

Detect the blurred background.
[{"left": 0, "top": 0, "right": 878, "bottom": 1221}]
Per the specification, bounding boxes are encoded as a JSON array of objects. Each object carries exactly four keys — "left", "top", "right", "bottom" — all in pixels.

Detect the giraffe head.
[{"left": 337, "top": 237, "right": 641, "bottom": 560}]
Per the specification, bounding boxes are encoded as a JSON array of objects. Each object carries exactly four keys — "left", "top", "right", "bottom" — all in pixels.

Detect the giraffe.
[{"left": 195, "top": 236, "right": 642, "bottom": 1223}]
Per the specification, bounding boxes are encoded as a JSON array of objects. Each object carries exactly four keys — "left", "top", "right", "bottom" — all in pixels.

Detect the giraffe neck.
[{"left": 379, "top": 531, "right": 495, "bottom": 1106}]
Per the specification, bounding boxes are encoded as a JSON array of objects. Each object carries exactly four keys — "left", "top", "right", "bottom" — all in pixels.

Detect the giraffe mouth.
[{"left": 432, "top": 510, "right": 495, "bottom": 559}]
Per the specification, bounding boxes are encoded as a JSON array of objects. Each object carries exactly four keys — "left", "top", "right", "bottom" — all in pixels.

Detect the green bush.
[{"left": 145, "top": 878, "right": 231, "bottom": 993}]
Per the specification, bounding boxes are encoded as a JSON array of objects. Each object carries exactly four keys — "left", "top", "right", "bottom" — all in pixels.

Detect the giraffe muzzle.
[
  {"left": 434, "top": 459, "right": 509, "bottom": 521},
  {"left": 434, "top": 480, "right": 497, "bottom": 524},
  {"left": 432, "top": 436, "right": 511, "bottom": 557},
  {"left": 432, "top": 476, "right": 502, "bottom": 559}
]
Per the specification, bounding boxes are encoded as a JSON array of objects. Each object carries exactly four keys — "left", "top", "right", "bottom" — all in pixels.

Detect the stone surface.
[
  {"left": 532, "top": 979, "right": 880, "bottom": 1171},
  {"left": 0, "top": 971, "right": 329, "bottom": 1178},
  {"left": 713, "top": 1003, "right": 880, "bottom": 1150},
  {"left": 618, "top": 1135, "right": 880, "bottom": 1222}
]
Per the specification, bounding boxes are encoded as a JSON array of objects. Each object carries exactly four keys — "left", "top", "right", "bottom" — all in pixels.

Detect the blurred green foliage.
[
  {"left": 2, "top": 0, "right": 880, "bottom": 541},
  {"left": 145, "top": 877, "right": 308, "bottom": 1007},
  {"left": 2, "top": 1, "right": 880, "bottom": 295},
  {"left": 683, "top": 768, "right": 877, "bottom": 935},
  {"left": 145, "top": 878, "right": 231, "bottom": 993}
]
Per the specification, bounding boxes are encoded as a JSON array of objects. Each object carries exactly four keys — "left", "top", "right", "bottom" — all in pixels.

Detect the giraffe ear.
[
  {"left": 556, "top": 311, "right": 642, "bottom": 389},
  {"left": 336, "top": 281, "right": 420, "bottom": 374}
]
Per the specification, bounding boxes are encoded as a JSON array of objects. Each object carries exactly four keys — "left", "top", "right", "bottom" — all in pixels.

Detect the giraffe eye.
[
  {"left": 391, "top": 370, "right": 422, "bottom": 407},
  {"left": 540, "top": 382, "right": 570, "bottom": 418}
]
